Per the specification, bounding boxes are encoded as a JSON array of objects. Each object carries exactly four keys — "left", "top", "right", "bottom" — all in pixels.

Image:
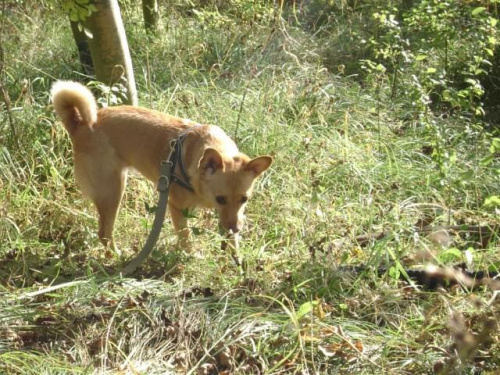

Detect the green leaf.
[
  {"left": 388, "top": 266, "right": 400, "bottom": 280},
  {"left": 489, "top": 262, "right": 500, "bottom": 272},
  {"left": 449, "top": 150, "right": 457, "bottom": 164},
  {"left": 78, "top": 7, "right": 88, "bottom": 21},
  {"left": 439, "top": 248, "right": 462, "bottom": 263},
  {"left": 442, "top": 90, "right": 452, "bottom": 102},
  {"left": 489, "top": 138, "right": 500, "bottom": 153},
  {"left": 296, "top": 301, "right": 318, "bottom": 320},
  {"left": 139, "top": 218, "right": 149, "bottom": 230},
  {"left": 69, "top": 8, "right": 79, "bottom": 22},
  {"left": 484, "top": 195, "right": 500, "bottom": 208},
  {"left": 415, "top": 54, "right": 427, "bottom": 61},
  {"left": 426, "top": 67, "right": 437, "bottom": 74},
  {"left": 471, "top": 7, "right": 486, "bottom": 16},
  {"left": 481, "top": 153, "right": 495, "bottom": 166}
]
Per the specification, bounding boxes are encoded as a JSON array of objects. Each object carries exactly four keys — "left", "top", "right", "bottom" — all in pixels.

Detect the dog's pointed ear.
[
  {"left": 198, "top": 147, "right": 224, "bottom": 173},
  {"left": 246, "top": 156, "right": 273, "bottom": 177}
]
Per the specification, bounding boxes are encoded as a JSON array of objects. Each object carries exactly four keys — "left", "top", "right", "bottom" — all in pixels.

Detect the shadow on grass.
[{"left": 0, "top": 242, "right": 194, "bottom": 289}]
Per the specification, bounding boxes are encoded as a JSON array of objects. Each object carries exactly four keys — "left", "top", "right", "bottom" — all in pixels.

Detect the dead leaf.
[
  {"left": 319, "top": 338, "right": 364, "bottom": 360},
  {"left": 318, "top": 343, "right": 344, "bottom": 358},
  {"left": 198, "top": 363, "right": 215, "bottom": 375},
  {"left": 319, "top": 325, "right": 338, "bottom": 338},
  {"left": 354, "top": 340, "right": 364, "bottom": 353},
  {"left": 301, "top": 331, "right": 321, "bottom": 343},
  {"left": 216, "top": 345, "right": 232, "bottom": 368}
]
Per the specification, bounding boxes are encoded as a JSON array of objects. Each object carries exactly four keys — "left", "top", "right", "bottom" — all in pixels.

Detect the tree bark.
[
  {"left": 142, "top": 0, "right": 159, "bottom": 35},
  {"left": 85, "top": 0, "right": 137, "bottom": 106}
]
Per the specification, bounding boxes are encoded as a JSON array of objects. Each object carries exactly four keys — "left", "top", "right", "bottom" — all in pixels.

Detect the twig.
[
  {"left": 234, "top": 87, "right": 248, "bottom": 143},
  {"left": 487, "top": 290, "right": 500, "bottom": 307},
  {"left": 19, "top": 279, "right": 91, "bottom": 299}
]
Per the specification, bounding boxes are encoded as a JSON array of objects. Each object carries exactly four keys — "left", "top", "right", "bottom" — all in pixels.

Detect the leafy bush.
[{"left": 297, "top": 0, "right": 500, "bottom": 122}]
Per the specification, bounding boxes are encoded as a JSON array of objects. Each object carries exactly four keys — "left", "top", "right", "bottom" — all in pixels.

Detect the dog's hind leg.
[
  {"left": 75, "top": 156, "right": 127, "bottom": 253},
  {"left": 93, "top": 170, "right": 127, "bottom": 253},
  {"left": 95, "top": 198, "right": 121, "bottom": 252}
]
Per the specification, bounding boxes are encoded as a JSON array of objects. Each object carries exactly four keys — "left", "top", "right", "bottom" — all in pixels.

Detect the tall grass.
[{"left": 1, "top": 2, "right": 499, "bottom": 374}]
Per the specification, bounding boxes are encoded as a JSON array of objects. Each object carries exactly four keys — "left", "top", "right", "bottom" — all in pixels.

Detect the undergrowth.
[{"left": 1, "top": 1, "right": 499, "bottom": 374}]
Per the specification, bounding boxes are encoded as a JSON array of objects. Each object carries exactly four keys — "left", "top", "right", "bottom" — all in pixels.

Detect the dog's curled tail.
[{"left": 51, "top": 81, "right": 97, "bottom": 135}]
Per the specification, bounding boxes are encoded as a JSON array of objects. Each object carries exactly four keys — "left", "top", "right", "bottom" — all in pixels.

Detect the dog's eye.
[
  {"left": 215, "top": 196, "right": 227, "bottom": 205},
  {"left": 240, "top": 196, "right": 248, "bottom": 204}
]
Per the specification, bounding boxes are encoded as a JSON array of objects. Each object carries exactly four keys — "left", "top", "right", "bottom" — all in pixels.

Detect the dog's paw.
[{"left": 176, "top": 239, "right": 193, "bottom": 254}]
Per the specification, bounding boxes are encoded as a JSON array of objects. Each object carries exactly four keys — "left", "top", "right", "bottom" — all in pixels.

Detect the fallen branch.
[
  {"left": 339, "top": 264, "right": 499, "bottom": 290},
  {"left": 354, "top": 225, "right": 499, "bottom": 248}
]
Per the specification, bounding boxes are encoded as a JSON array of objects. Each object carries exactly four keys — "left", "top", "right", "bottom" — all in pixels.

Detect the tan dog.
[{"left": 51, "top": 81, "right": 272, "bottom": 256}]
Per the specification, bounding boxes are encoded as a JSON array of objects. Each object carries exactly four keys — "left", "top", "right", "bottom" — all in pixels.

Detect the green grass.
[{"left": 1, "top": 2, "right": 500, "bottom": 374}]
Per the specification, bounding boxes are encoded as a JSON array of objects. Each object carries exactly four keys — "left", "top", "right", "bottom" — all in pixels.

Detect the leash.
[{"left": 120, "top": 129, "right": 195, "bottom": 276}]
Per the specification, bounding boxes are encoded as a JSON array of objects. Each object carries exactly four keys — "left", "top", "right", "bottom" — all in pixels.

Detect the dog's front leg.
[{"left": 169, "top": 202, "right": 192, "bottom": 252}]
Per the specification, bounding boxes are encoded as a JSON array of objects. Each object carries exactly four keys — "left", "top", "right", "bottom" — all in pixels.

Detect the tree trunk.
[
  {"left": 85, "top": 0, "right": 137, "bottom": 106},
  {"left": 70, "top": 20, "right": 94, "bottom": 76},
  {"left": 142, "top": 0, "right": 159, "bottom": 35}
]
